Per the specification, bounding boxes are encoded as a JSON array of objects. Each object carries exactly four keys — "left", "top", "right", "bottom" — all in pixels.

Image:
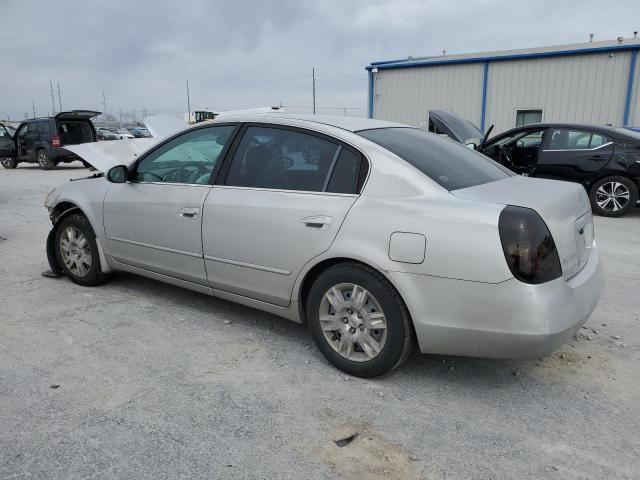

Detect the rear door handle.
[
  {"left": 178, "top": 207, "right": 200, "bottom": 219},
  {"left": 301, "top": 215, "right": 333, "bottom": 230}
]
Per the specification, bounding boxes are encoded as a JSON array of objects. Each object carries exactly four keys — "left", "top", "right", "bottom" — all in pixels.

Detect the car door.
[
  {"left": 202, "top": 124, "right": 365, "bottom": 307},
  {"left": 482, "top": 128, "right": 545, "bottom": 175},
  {"left": 536, "top": 128, "right": 613, "bottom": 183},
  {"left": 102, "top": 124, "right": 238, "bottom": 284},
  {"left": 0, "top": 123, "right": 16, "bottom": 157},
  {"left": 24, "top": 121, "right": 41, "bottom": 159}
]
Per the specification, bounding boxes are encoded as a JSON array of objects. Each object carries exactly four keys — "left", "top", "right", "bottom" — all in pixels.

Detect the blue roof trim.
[
  {"left": 623, "top": 49, "right": 638, "bottom": 126},
  {"left": 366, "top": 44, "right": 640, "bottom": 71}
]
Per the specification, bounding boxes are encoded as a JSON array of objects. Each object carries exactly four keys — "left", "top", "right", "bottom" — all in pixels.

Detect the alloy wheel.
[
  {"left": 59, "top": 226, "right": 92, "bottom": 277},
  {"left": 37, "top": 150, "right": 48, "bottom": 168},
  {"left": 319, "top": 283, "right": 388, "bottom": 362},
  {"left": 595, "top": 181, "right": 630, "bottom": 212}
]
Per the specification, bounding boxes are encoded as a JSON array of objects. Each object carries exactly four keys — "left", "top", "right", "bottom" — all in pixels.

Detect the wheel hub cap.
[
  {"left": 596, "top": 181, "right": 630, "bottom": 212},
  {"left": 59, "top": 226, "right": 92, "bottom": 277},
  {"left": 319, "top": 283, "right": 388, "bottom": 362}
]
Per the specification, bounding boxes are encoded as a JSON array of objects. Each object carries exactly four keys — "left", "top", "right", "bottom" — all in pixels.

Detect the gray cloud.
[{"left": 1, "top": 0, "right": 639, "bottom": 120}]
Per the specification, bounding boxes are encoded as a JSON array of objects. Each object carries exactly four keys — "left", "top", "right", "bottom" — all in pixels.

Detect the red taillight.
[{"left": 51, "top": 135, "right": 61, "bottom": 148}]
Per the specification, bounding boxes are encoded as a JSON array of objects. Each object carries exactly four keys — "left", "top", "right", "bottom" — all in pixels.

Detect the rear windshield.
[{"left": 357, "top": 127, "right": 512, "bottom": 190}]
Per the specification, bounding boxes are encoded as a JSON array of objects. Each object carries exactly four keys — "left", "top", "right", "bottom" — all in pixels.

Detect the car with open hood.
[
  {"left": 428, "top": 110, "right": 640, "bottom": 217},
  {"left": 43, "top": 114, "right": 603, "bottom": 377},
  {"left": 1, "top": 110, "right": 100, "bottom": 170}
]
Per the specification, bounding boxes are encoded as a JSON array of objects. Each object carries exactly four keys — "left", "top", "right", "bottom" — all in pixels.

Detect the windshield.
[{"left": 358, "top": 127, "right": 512, "bottom": 190}]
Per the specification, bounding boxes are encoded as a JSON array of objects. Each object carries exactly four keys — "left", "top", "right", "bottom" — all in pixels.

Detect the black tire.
[
  {"left": 306, "top": 262, "right": 414, "bottom": 377},
  {"left": 589, "top": 176, "right": 638, "bottom": 217},
  {"left": 1, "top": 157, "right": 18, "bottom": 169},
  {"left": 54, "top": 213, "right": 112, "bottom": 286},
  {"left": 37, "top": 149, "right": 55, "bottom": 170}
]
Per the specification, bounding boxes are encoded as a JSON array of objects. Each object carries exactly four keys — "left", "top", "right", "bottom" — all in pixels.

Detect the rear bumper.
[{"left": 387, "top": 243, "right": 604, "bottom": 359}]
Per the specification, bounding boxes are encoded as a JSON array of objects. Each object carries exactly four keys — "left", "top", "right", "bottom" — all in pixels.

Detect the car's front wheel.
[
  {"left": 1, "top": 157, "right": 17, "bottom": 169},
  {"left": 306, "top": 262, "right": 413, "bottom": 377},
  {"left": 54, "top": 213, "right": 112, "bottom": 286},
  {"left": 37, "top": 149, "right": 55, "bottom": 170},
  {"left": 589, "top": 176, "right": 638, "bottom": 217}
]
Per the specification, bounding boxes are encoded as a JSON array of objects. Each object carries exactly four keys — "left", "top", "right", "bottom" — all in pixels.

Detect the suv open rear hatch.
[{"left": 55, "top": 110, "right": 101, "bottom": 120}]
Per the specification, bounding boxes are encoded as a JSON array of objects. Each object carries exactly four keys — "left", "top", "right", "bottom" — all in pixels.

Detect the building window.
[{"left": 515, "top": 109, "right": 543, "bottom": 127}]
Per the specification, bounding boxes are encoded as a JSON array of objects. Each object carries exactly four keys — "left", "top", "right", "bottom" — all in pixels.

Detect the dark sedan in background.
[{"left": 429, "top": 110, "right": 640, "bottom": 217}]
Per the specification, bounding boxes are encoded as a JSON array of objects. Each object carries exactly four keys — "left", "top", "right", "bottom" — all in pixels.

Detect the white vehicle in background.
[{"left": 113, "top": 128, "right": 134, "bottom": 140}]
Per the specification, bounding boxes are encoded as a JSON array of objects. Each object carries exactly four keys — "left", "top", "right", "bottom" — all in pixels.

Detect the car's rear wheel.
[
  {"left": 37, "top": 149, "right": 55, "bottom": 170},
  {"left": 589, "top": 176, "right": 638, "bottom": 217},
  {"left": 54, "top": 213, "right": 112, "bottom": 286},
  {"left": 1, "top": 157, "right": 17, "bottom": 169},
  {"left": 306, "top": 262, "right": 413, "bottom": 377}
]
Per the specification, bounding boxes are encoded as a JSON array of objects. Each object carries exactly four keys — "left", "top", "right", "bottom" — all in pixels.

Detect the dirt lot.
[{"left": 1, "top": 163, "right": 639, "bottom": 479}]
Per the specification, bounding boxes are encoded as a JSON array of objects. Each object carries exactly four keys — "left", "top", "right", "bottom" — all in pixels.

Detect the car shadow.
[
  {"left": 17, "top": 164, "right": 88, "bottom": 171},
  {"left": 102, "top": 271, "right": 527, "bottom": 385}
]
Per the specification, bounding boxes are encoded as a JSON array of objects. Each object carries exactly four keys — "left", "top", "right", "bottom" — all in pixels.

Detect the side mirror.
[{"left": 106, "top": 165, "right": 128, "bottom": 183}]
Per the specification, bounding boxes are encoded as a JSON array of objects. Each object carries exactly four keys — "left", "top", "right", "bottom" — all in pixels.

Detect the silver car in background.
[{"left": 44, "top": 115, "right": 604, "bottom": 377}]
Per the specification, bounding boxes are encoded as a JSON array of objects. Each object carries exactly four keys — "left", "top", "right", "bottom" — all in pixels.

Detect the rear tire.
[
  {"left": 306, "top": 262, "right": 413, "bottom": 377},
  {"left": 37, "top": 149, "right": 55, "bottom": 170},
  {"left": 589, "top": 176, "right": 638, "bottom": 217},
  {"left": 54, "top": 213, "right": 112, "bottom": 286},
  {"left": 1, "top": 157, "right": 17, "bottom": 169}
]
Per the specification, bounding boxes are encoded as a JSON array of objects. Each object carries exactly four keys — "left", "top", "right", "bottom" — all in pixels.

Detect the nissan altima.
[{"left": 43, "top": 114, "right": 604, "bottom": 377}]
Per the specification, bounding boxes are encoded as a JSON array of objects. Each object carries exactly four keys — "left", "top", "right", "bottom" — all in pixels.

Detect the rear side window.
[
  {"left": 548, "top": 129, "right": 611, "bottom": 150},
  {"left": 226, "top": 126, "right": 340, "bottom": 192},
  {"left": 358, "top": 127, "right": 511, "bottom": 190},
  {"left": 326, "top": 148, "right": 362, "bottom": 194},
  {"left": 35, "top": 121, "right": 52, "bottom": 135}
]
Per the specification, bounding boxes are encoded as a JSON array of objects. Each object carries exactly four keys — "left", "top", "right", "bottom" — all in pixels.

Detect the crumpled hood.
[
  {"left": 64, "top": 115, "right": 189, "bottom": 172},
  {"left": 65, "top": 138, "right": 157, "bottom": 172}
]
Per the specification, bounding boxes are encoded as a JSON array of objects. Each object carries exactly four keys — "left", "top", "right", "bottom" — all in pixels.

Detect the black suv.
[
  {"left": 0, "top": 111, "right": 100, "bottom": 170},
  {"left": 429, "top": 110, "right": 640, "bottom": 217}
]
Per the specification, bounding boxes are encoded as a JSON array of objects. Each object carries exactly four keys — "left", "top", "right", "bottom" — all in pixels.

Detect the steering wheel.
[
  {"left": 282, "top": 155, "right": 294, "bottom": 169},
  {"left": 140, "top": 171, "right": 164, "bottom": 181},
  {"left": 498, "top": 144, "right": 514, "bottom": 167},
  {"left": 166, "top": 162, "right": 210, "bottom": 183}
]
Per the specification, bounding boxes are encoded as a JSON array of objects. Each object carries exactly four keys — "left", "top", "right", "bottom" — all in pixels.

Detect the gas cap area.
[{"left": 388, "top": 232, "right": 426, "bottom": 264}]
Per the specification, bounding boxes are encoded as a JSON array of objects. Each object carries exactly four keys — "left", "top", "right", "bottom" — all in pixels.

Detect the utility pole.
[
  {"left": 186, "top": 80, "right": 191, "bottom": 123},
  {"left": 312, "top": 68, "right": 316, "bottom": 114},
  {"left": 49, "top": 80, "right": 56, "bottom": 115},
  {"left": 101, "top": 90, "right": 107, "bottom": 115},
  {"left": 142, "top": 107, "right": 147, "bottom": 119},
  {"left": 119, "top": 109, "right": 122, "bottom": 127},
  {"left": 32, "top": 102, "right": 36, "bottom": 118},
  {"left": 57, "top": 82, "right": 62, "bottom": 112}
]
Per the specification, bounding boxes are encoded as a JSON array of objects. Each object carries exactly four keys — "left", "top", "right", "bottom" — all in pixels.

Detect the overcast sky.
[{"left": 1, "top": 0, "right": 639, "bottom": 121}]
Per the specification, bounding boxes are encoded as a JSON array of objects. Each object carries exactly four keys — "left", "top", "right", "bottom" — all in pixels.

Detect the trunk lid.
[
  {"left": 429, "top": 110, "right": 485, "bottom": 148},
  {"left": 453, "top": 175, "right": 593, "bottom": 280},
  {"left": 55, "top": 110, "right": 101, "bottom": 120}
]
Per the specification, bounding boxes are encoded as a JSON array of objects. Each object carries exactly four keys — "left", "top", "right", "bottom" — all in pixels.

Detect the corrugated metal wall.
[
  {"left": 486, "top": 52, "right": 632, "bottom": 132},
  {"left": 629, "top": 52, "right": 640, "bottom": 126},
  {"left": 372, "top": 63, "right": 484, "bottom": 128},
  {"left": 372, "top": 51, "right": 640, "bottom": 133}
]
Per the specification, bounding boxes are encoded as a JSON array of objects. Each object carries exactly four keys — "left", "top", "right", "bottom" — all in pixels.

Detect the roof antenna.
[
  {"left": 442, "top": 49, "right": 446, "bottom": 56},
  {"left": 618, "top": 36, "right": 624, "bottom": 44},
  {"left": 589, "top": 33, "right": 594, "bottom": 42},
  {"left": 634, "top": 31, "right": 638, "bottom": 39}
]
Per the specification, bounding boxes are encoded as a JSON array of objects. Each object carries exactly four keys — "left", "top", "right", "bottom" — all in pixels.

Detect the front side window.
[
  {"left": 515, "top": 109, "right": 542, "bottom": 127},
  {"left": 548, "top": 129, "right": 610, "bottom": 150},
  {"left": 358, "top": 127, "right": 511, "bottom": 191},
  {"left": 0, "top": 125, "right": 9, "bottom": 138},
  {"left": 134, "top": 125, "right": 235, "bottom": 184},
  {"left": 225, "top": 126, "right": 344, "bottom": 192}
]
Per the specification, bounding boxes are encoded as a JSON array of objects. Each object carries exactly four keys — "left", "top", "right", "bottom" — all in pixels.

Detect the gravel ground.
[{"left": 1, "top": 162, "right": 639, "bottom": 479}]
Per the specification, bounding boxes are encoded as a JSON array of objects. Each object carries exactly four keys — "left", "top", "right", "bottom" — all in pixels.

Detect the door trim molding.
[
  {"left": 542, "top": 142, "right": 613, "bottom": 152},
  {"left": 108, "top": 236, "right": 203, "bottom": 258},
  {"left": 203, "top": 254, "right": 291, "bottom": 276}
]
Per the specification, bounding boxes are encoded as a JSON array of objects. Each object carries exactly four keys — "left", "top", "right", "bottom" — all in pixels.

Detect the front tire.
[
  {"left": 37, "top": 149, "right": 55, "bottom": 170},
  {"left": 306, "top": 262, "right": 413, "bottom": 377},
  {"left": 1, "top": 157, "right": 17, "bottom": 169},
  {"left": 54, "top": 213, "right": 112, "bottom": 286},
  {"left": 589, "top": 176, "right": 638, "bottom": 217}
]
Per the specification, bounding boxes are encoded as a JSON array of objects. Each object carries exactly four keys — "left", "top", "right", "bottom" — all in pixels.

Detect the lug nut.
[
  {"left": 350, "top": 327, "right": 356, "bottom": 333},
  {"left": 359, "top": 325, "right": 364, "bottom": 331},
  {"left": 348, "top": 309, "right": 353, "bottom": 314},
  {"left": 357, "top": 313, "right": 362, "bottom": 318},
  {"left": 342, "top": 317, "right": 348, "bottom": 323}
]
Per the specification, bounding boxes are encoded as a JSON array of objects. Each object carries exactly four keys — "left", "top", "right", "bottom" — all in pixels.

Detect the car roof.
[
  {"left": 500, "top": 122, "right": 640, "bottom": 141},
  {"left": 207, "top": 114, "right": 409, "bottom": 133}
]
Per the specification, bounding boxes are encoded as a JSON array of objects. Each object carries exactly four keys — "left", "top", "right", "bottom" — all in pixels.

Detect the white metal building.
[{"left": 367, "top": 38, "right": 640, "bottom": 134}]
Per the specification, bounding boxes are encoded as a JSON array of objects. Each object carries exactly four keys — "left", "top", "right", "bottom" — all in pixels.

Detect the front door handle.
[
  {"left": 301, "top": 215, "right": 333, "bottom": 230},
  {"left": 178, "top": 207, "right": 200, "bottom": 219}
]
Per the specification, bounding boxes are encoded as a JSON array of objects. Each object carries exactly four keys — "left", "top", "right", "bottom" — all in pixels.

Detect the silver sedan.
[{"left": 44, "top": 114, "right": 604, "bottom": 377}]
